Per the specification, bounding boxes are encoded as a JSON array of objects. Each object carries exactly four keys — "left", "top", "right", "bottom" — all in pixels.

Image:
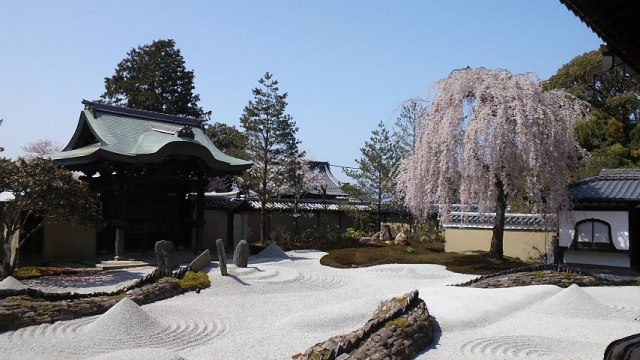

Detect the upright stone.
[
  {"left": 234, "top": 240, "right": 250, "bottom": 268},
  {"left": 216, "top": 239, "right": 228, "bottom": 276},
  {"left": 189, "top": 249, "right": 212, "bottom": 272},
  {"left": 155, "top": 240, "right": 179, "bottom": 272}
]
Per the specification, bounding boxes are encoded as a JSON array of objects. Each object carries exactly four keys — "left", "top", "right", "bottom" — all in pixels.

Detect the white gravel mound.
[
  {"left": 83, "top": 297, "right": 163, "bottom": 337},
  {"left": 0, "top": 276, "right": 27, "bottom": 290},
  {"left": 255, "top": 243, "right": 289, "bottom": 259}
]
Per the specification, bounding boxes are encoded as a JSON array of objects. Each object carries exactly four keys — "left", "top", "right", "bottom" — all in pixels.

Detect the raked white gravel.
[{"left": 0, "top": 249, "right": 639, "bottom": 360}]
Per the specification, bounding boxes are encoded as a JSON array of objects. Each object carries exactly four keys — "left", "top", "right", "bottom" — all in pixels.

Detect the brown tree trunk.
[
  {"left": 2, "top": 230, "right": 17, "bottom": 278},
  {"left": 489, "top": 179, "right": 506, "bottom": 260},
  {"left": 260, "top": 200, "right": 268, "bottom": 244}
]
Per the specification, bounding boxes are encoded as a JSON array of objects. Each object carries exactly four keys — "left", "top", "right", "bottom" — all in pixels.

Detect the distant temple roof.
[
  {"left": 569, "top": 168, "right": 640, "bottom": 202},
  {"left": 306, "top": 161, "right": 347, "bottom": 198},
  {"left": 47, "top": 100, "right": 252, "bottom": 175}
]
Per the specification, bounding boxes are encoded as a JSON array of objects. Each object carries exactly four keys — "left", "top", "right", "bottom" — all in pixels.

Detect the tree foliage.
[
  {"left": 205, "top": 123, "right": 249, "bottom": 192},
  {"left": 393, "top": 98, "right": 428, "bottom": 158},
  {"left": 100, "top": 39, "right": 211, "bottom": 120},
  {"left": 396, "top": 67, "right": 582, "bottom": 259},
  {"left": 21, "top": 139, "right": 61, "bottom": 160},
  {"left": 544, "top": 49, "right": 640, "bottom": 176},
  {"left": 279, "top": 157, "right": 321, "bottom": 241},
  {"left": 0, "top": 158, "right": 102, "bottom": 278},
  {"left": 344, "top": 121, "right": 401, "bottom": 232},
  {"left": 240, "top": 72, "right": 300, "bottom": 242}
]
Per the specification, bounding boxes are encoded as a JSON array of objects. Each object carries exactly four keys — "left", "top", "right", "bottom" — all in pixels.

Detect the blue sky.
[{"left": 0, "top": 1, "right": 600, "bottom": 182}]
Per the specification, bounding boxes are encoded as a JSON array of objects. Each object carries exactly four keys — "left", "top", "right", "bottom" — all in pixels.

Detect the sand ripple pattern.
[
  {"left": 2, "top": 299, "right": 228, "bottom": 359},
  {"left": 459, "top": 336, "right": 598, "bottom": 360},
  {"left": 366, "top": 266, "right": 451, "bottom": 279},
  {"left": 228, "top": 265, "right": 350, "bottom": 290}
]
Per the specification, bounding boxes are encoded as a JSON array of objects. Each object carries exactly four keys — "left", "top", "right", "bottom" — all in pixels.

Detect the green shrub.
[
  {"left": 424, "top": 241, "right": 444, "bottom": 252},
  {"left": 343, "top": 227, "right": 366, "bottom": 241},
  {"left": 303, "top": 224, "right": 342, "bottom": 242},
  {"left": 406, "top": 246, "right": 415, "bottom": 253}
]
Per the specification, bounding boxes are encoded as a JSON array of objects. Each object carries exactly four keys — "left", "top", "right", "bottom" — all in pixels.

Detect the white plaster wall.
[
  {"left": 563, "top": 250, "right": 630, "bottom": 268},
  {"left": 558, "top": 210, "right": 629, "bottom": 250}
]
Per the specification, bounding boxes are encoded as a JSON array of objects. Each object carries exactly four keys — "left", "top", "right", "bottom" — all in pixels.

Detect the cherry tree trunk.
[{"left": 489, "top": 179, "right": 506, "bottom": 260}]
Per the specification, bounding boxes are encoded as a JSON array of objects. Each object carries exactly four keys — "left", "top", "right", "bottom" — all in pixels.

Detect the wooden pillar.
[
  {"left": 114, "top": 187, "right": 126, "bottom": 261},
  {"left": 193, "top": 188, "right": 205, "bottom": 253}
]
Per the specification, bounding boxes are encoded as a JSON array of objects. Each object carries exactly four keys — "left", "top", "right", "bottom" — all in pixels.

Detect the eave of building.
[{"left": 560, "top": 0, "right": 640, "bottom": 76}]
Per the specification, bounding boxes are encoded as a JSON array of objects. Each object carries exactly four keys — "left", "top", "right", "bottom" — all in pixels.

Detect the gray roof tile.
[{"left": 569, "top": 168, "right": 640, "bottom": 201}]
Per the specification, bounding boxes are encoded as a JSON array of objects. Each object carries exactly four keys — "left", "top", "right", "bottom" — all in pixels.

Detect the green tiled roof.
[{"left": 47, "top": 101, "right": 252, "bottom": 174}]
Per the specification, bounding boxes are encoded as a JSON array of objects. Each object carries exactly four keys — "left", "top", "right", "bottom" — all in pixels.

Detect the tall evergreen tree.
[
  {"left": 393, "top": 98, "right": 427, "bottom": 158},
  {"left": 344, "top": 122, "right": 400, "bottom": 232},
  {"left": 205, "top": 123, "right": 249, "bottom": 192},
  {"left": 101, "top": 39, "right": 211, "bottom": 120},
  {"left": 240, "top": 72, "right": 300, "bottom": 242},
  {"left": 544, "top": 49, "right": 640, "bottom": 176}
]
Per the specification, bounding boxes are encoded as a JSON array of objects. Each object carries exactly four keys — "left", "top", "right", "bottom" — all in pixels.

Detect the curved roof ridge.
[{"left": 82, "top": 100, "right": 203, "bottom": 127}]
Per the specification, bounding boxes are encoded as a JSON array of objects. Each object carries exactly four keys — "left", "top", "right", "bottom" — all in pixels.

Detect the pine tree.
[
  {"left": 240, "top": 72, "right": 300, "bottom": 242},
  {"left": 101, "top": 39, "right": 211, "bottom": 120},
  {"left": 344, "top": 122, "right": 400, "bottom": 232},
  {"left": 393, "top": 98, "right": 427, "bottom": 158}
]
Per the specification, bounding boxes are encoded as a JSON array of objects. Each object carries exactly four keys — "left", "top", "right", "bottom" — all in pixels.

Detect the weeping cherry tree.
[{"left": 396, "top": 67, "right": 583, "bottom": 259}]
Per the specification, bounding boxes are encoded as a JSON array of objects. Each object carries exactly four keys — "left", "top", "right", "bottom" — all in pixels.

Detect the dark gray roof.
[
  {"left": 569, "top": 168, "right": 640, "bottom": 202},
  {"left": 306, "top": 161, "right": 347, "bottom": 197}
]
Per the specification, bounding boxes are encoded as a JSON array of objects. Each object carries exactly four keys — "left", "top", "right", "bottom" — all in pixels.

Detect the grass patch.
[
  {"left": 319, "top": 239, "right": 528, "bottom": 274},
  {"left": 174, "top": 271, "right": 211, "bottom": 291}
]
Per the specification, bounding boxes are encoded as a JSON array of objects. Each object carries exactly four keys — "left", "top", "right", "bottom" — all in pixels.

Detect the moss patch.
[
  {"left": 319, "top": 239, "right": 528, "bottom": 274},
  {"left": 384, "top": 318, "right": 406, "bottom": 328},
  {"left": 35, "top": 304, "right": 59, "bottom": 316},
  {"left": 3, "top": 296, "right": 40, "bottom": 306},
  {"left": 175, "top": 271, "right": 211, "bottom": 291},
  {"left": 531, "top": 270, "right": 545, "bottom": 278}
]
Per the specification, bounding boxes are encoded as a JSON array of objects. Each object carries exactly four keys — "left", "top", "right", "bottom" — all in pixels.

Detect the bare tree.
[{"left": 396, "top": 67, "right": 584, "bottom": 259}]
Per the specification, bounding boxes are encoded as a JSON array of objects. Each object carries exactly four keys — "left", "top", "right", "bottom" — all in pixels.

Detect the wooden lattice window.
[{"left": 573, "top": 219, "right": 615, "bottom": 250}]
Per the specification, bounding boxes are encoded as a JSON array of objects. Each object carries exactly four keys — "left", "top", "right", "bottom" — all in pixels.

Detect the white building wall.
[
  {"left": 563, "top": 250, "right": 630, "bottom": 268},
  {"left": 558, "top": 210, "right": 629, "bottom": 250}
]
